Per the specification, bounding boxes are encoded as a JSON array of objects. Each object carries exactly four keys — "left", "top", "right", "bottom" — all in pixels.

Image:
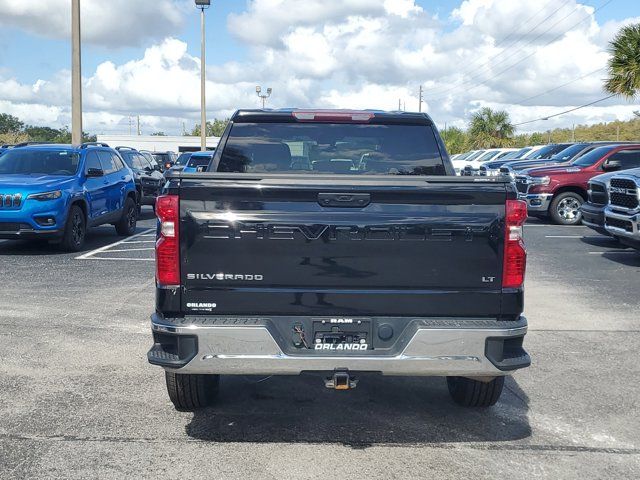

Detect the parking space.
[
  {"left": 1, "top": 217, "right": 639, "bottom": 479},
  {"left": 75, "top": 228, "right": 156, "bottom": 262}
]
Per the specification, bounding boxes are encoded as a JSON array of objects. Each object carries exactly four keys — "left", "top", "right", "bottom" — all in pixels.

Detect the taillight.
[
  {"left": 502, "top": 199, "right": 527, "bottom": 289},
  {"left": 155, "top": 195, "right": 180, "bottom": 286}
]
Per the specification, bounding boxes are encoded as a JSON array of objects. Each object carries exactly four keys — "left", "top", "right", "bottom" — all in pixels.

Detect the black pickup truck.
[{"left": 148, "top": 109, "right": 530, "bottom": 411}]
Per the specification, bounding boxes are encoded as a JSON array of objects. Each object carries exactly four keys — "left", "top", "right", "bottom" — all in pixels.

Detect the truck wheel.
[
  {"left": 115, "top": 197, "right": 137, "bottom": 236},
  {"left": 60, "top": 205, "right": 86, "bottom": 252},
  {"left": 549, "top": 192, "right": 583, "bottom": 225},
  {"left": 165, "top": 371, "right": 220, "bottom": 411},
  {"left": 446, "top": 376, "right": 504, "bottom": 407}
]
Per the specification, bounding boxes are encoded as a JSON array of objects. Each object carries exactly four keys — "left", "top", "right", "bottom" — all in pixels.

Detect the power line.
[
  {"left": 424, "top": 0, "right": 614, "bottom": 102},
  {"left": 515, "top": 67, "right": 606, "bottom": 105},
  {"left": 513, "top": 94, "right": 617, "bottom": 126},
  {"left": 424, "top": 0, "right": 562, "bottom": 94}
]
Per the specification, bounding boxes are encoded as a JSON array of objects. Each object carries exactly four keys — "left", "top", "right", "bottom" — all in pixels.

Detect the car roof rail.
[
  {"left": 14, "top": 141, "right": 54, "bottom": 148},
  {"left": 115, "top": 146, "right": 138, "bottom": 151},
  {"left": 81, "top": 142, "right": 110, "bottom": 149}
]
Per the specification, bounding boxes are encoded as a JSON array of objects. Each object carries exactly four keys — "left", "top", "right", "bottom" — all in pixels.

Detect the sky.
[{"left": 0, "top": 0, "right": 638, "bottom": 136}]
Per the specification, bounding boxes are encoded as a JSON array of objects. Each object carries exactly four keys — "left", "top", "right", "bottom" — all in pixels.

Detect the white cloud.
[
  {"left": 0, "top": 0, "right": 186, "bottom": 47},
  {"left": 0, "top": 0, "right": 637, "bottom": 135},
  {"left": 227, "top": 0, "right": 383, "bottom": 47}
]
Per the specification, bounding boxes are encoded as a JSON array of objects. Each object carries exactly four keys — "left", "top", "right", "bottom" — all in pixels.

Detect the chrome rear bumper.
[{"left": 149, "top": 316, "right": 530, "bottom": 377}]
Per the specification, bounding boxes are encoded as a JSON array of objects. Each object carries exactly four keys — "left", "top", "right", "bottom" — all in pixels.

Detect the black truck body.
[{"left": 148, "top": 110, "right": 530, "bottom": 410}]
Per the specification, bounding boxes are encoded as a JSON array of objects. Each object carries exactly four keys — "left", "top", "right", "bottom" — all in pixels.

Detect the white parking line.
[
  {"left": 545, "top": 235, "right": 585, "bottom": 238},
  {"left": 75, "top": 228, "right": 155, "bottom": 260},
  {"left": 525, "top": 224, "right": 587, "bottom": 228},
  {"left": 98, "top": 247, "right": 155, "bottom": 253},
  {"left": 121, "top": 240, "right": 156, "bottom": 244},
  {"left": 87, "top": 257, "right": 155, "bottom": 262},
  {"left": 588, "top": 251, "right": 637, "bottom": 255}
]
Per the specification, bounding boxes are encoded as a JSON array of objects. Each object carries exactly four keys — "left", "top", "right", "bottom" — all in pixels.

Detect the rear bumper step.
[{"left": 148, "top": 315, "right": 530, "bottom": 376}]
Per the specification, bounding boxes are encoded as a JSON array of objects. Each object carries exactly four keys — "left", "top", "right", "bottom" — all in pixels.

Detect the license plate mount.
[{"left": 312, "top": 318, "right": 371, "bottom": 351}]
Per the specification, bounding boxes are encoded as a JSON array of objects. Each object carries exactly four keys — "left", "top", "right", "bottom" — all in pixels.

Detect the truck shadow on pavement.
[
  {"left": 185, "top": 373, "right": 531, "bottom": 447},
  {"left": 579, "top": 235, "right": 626, "bottom": 249},
  {"left": 599, "top": 250, "right": 640, "bottom": 266},
  {"left": 579, "top": 236, "right": 640, "bottom": 266}
]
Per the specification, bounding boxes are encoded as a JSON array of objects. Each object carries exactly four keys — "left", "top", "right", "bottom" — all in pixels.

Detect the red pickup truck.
[{"left": 516, "top": 144, "right": 640, "bottom": 225}]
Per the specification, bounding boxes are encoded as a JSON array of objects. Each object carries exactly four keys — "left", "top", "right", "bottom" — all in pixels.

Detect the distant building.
[{"left": 96, "top": 135, "right": 220, "bottom": 153}]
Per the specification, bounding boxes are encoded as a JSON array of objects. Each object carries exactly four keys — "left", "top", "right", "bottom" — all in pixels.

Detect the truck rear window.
[{"left": 216, "top": 123, "right": 445, "bottom": 175}]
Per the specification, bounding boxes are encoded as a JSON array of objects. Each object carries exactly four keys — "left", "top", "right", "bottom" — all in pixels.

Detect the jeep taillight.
[
  {"left": 502, "top": 199, "right": 527, "bottom": 289},
  {"left": 155, "top": 195, "right": 180, "bottom": 287}
]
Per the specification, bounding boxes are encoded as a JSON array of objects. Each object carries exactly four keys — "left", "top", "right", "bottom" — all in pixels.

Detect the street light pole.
[
  {"left": 196, "top": 0, "right": 211, "bottom": 151},
  {"left": 71, "top": 0, "right": 82, "bottom": 145},
  {"left": 256, "top": 86, "right": 272, "bottom": 109}
]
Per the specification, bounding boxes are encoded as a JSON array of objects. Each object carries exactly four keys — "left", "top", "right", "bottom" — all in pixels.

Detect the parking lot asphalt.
[{"left": 1, "top": 212, "right": 639, "bottom": 479}]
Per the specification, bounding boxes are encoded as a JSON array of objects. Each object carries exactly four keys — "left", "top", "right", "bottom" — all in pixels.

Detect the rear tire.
[
  {"left": 115, "top": 197, "right": 137, "bottom": 236},
  {"left": 446, "top": 376, "right": 504, "bottom": 407},
  {"left": 60, "top": 205, "right": 86, "bottom": 252},
  {"left": 549, "top": 192, "right": 584, "bottom": 225},
  {"left": 165, "top": 371, "right": 220, "bottom": 411}
]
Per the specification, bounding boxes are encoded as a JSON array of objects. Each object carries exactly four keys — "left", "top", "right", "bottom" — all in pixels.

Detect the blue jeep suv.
[{"left": 0, "top": 142, "right": 138, "bottom": 251}]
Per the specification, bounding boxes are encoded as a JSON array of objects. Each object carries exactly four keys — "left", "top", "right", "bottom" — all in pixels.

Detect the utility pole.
[
  {"left": 572, "top": 123, "right": 575, "bottom": 142},
  {"left": 616, "top": 125, "right": 620, "bottom": 141},
  {"left": 195, "top": 1, "right": 211, "bottom": 151},
  {"left": 399, "top": 98, "right": 402, "bottom": 111},
  {"left": 128, "top": 116, "right": 133, "bottom": 136},
  {"left": 418, "top": 85, "right": 423, "bottom": 113},
  {"left": 137, "top": 115, "right": 141, "bottom": 136},
  {"left": 71, "top": 0, "right": 82, "bottom": 145}
]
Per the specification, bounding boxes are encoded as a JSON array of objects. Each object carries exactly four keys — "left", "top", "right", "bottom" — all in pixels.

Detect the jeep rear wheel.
[
  {"left": 165, "top": 372, "right": 220, "bottom": 411},
  {"left": 446, "top": 376, "right": 504, "bottom": 407},
  {"left": 115, "top": 197, "right": 137, "bottom": 236},
  {"left": 549, "top": 192, "right": 584, "bottom": 225}
]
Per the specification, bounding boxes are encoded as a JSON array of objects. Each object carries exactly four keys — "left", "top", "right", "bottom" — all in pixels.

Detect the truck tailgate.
[{"left": 178, "top": 175, "right": 510, "bottom": 317}]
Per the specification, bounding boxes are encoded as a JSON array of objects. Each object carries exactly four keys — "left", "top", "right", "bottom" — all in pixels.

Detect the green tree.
[
  {"left": 604, "top": 23, "right": 640, "bottom": 99},
  {"left": 25, "top": 126, "right": 62, "bottom": 142},
  {"left": 0, "top": 113, "right": 24, "bottom": 134},
  {"left": 52, "top": 126, "right": 96, "bottom": 144},
  {"left": 191, "top": 119, "right": 229, "bottom": 137},
  {"left": 441, "top": 126, "right": 468, "bottom": 154},
  {"left": 528, "top": 132, "right": 545, "bottom": 145},
  {"left": 468, "top": 107, "right": 515, "bottom": 148}
]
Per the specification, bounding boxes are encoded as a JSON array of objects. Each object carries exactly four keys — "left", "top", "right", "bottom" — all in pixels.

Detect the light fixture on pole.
[
  {"left": 195, "top": 0, "right": 211, "bottom": 151},
  {"left": 256, "top": 86, "right": 272, "bottom": 109}
]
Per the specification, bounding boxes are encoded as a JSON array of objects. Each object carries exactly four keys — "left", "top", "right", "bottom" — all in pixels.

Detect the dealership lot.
[{"left": 0, "top": 213, "right": 639, "bottom": 479}]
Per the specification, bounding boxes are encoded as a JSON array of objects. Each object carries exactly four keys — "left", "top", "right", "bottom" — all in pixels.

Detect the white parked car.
[
  {"left": 451, "top": 150, "right": 486, "bottom": 175},
  {"left": 460, "top": 148, "right": 519, "bottom": 175}
]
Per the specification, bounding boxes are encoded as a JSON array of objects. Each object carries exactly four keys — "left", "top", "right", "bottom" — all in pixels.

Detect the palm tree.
[
  {"left": 468, "top": 107, "right": 515, "bottom": 148},
  {"left": 604, "top": 23, "right": 640, "bottom": 99}
]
